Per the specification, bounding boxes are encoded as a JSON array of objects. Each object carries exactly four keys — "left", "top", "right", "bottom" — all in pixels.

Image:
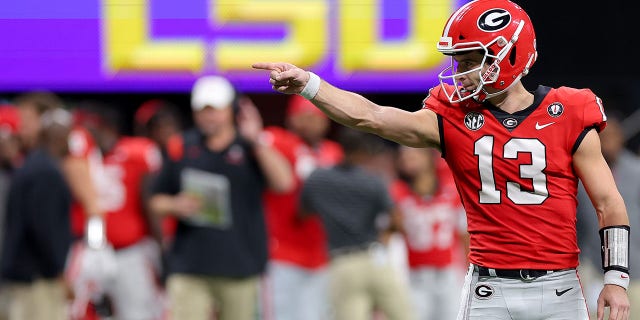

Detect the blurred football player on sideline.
[
  {"left": 66, "top": 102, "right": 164, "bottom": 320},
  {"left": 63, "top": 101, "right": 111, "bottom": 319},
  {"left": 134, "top": 99, "right": 183, "bottom": 160},
  {"left": 262, "top": 95, "right": 342, "bottom": 320},
  {"left": 392, "top": 146, "right": 468, "bottom": 320},
  {"left": 133, "top": 99, "right": 184, "bottom": 248},
  {"left": 253, "top": 0, "right": 631, "bottom": 319}
]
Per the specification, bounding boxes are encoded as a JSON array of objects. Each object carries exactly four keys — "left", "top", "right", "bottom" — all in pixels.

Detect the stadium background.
[{"left": 0, "top": 0, "right": 637, "bottom": 148}]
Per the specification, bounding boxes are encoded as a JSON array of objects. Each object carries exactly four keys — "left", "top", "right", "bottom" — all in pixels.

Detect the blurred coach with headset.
[{"left": 149, "top": 75, "right": 294, "bottom": 320}]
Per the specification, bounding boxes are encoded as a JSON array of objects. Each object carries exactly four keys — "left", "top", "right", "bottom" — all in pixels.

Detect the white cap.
[
  {"left": 41, "top": 108, "right": 72, "bottom": 128},
  {"left": 191, "top": 75, "right": 236, "bottom": 111}
]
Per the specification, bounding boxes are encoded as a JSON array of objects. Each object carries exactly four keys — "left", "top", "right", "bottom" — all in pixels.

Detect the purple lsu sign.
[{"left": 0, "top": 0, "right": 464, "bottom": 93}]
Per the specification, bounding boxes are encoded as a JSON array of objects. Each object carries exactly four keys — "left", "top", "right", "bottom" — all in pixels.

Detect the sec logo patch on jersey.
[{"left": 464, "top": 112, "right": 485, "bottom": 131}]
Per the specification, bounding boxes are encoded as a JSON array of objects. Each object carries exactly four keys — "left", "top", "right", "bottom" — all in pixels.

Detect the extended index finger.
[{"left": 252, "top": 62, "right": 283, "bottom": 71}]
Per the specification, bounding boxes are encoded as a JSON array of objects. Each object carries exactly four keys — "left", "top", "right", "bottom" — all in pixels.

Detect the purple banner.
[{"left": 0, "top": 0, "right": 465, "bottom": 93}]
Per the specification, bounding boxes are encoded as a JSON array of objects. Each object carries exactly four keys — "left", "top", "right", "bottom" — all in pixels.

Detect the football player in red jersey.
[
  {"left": 392, "top": 146, "right": 468, "bottom": 320},
  {"left": 262, "top": 95, "right": 343, "bottom": 320},
  {"left": 66, "top": 102, "right": 165, "bottom": 320},
  {"left": 253, "top": 0, "right": 630, "bottom": 319}
]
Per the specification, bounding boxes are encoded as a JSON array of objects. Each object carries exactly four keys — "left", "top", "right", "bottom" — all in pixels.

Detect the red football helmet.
[{"left": 437, "top": 0, "right": 537, "bottom": 103}]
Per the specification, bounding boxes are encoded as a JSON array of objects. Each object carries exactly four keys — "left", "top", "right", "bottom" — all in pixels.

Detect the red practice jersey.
[
  {"left": 392, "top": 164, "right": 466, "bottom": 269},
  {"left": 423, "top": 84, "right": 607, "bottom": 270},
  {"left": 262, "top": 126, "right": 343, "bottom": 268},
  {"left": 73, "top": 137, "right": 162, "bottom": 249}
]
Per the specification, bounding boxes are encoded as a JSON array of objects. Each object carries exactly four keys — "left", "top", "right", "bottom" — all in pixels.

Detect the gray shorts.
[{"left": 107, "top": 238, "right": 164, "bottom": 320}]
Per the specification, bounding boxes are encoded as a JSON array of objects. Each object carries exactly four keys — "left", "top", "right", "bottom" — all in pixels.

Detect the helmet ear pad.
[{"left": 486, "top": 35, "right": 537, "bottom": 91}]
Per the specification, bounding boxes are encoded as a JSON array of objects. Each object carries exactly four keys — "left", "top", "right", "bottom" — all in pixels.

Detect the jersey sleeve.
[
  {"left": 67, "top": 127, "right": 94, "bottom": 158},
  {"left": 166, "top": 134, "right": 184, "bottom": 161},
  {"left": 581, "top": 90, "right": 607, "bottom": 132},
  {"left": 141, "top": 141, "right": 162, "bottom": 173},
  {"left": 421, "top": 85, "right": 450, "bottom": 115},
  {"left": 262, "top": 126, "right": 298, "bottom": 164},
  {"left": 555, "top": 87, "right": 608, "bottom": 155},
  {"left": 421, "top": 85, "right": 454, "bottom": 157},
  {"left": 389, "top": 179, "right": 411, "bottom": 203},
  {"left": 320, "top": 140, "right": 344, "bottom": 164},
  {"left": 124, "top": 138, "right": 162, "bottom": 173}
]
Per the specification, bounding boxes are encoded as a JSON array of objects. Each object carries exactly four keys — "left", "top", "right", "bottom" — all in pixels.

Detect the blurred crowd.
[{"left": 0, "top": 75, "right": 637, "bottom": 320}]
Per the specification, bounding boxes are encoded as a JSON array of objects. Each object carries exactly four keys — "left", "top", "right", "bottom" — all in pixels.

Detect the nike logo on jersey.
[
  {"left": 621, "top": 274, "right": 629, "bottom": 279},
  {"left": 555, "top": 288, "right": 572, "bottom": 296},
  {"left": 535, "top": 122, "right": 555, "bottom": 130}
]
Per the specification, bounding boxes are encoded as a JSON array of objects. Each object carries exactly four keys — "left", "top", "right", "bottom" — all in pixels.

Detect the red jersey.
[
  {"left": 391, "top": 162, "right": 465, "bottom": 269},
  {"left": 74, "top": 137, "right": 162, "bottom": 249},
  {"left": 262, "top": 126, "right": 343, "bottom": 268},
  {"left": 423, "top": 84, "right": 607, "bottom": 270}
]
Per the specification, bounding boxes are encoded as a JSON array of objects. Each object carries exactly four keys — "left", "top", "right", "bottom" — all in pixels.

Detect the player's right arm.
[
  {"left": 63, "top": 156, "right": 101, "bottom": 217},
  {"left": 64, "top": 127, "right": 102, "bottom": 218},
  {"left": 252, "top": 62, "right": 440, "bottom": 148}
]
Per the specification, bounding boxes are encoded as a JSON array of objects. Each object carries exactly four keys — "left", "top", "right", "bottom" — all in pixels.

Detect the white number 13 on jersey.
[{"left": 474, "top": 136, "right": 549, "bottom": 204}]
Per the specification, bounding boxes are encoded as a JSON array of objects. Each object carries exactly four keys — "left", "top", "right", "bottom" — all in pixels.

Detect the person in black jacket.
[{"left": 1, "top": 108, "right": 73, "bottom": 320}]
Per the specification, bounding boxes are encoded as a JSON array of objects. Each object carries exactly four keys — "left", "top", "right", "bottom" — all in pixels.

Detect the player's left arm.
[
  {"left": 574, "top": 129, "right": 629, "bottom": 227},
  {"left": 573, "top": 128, "right": 630, "bottom": 320}
]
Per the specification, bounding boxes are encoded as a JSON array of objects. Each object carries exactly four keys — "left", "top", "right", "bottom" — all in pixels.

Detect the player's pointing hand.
[{"left": 252, "top": 62, "right": 310, "bottom": 95}]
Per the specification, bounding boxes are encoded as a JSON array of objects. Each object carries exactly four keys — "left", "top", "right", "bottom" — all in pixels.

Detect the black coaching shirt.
[
  {"left": 152, "top": 129, "right": 267, "bottom": 277},
  {"left": 1, "top": 149, "right": 72, "bottom": 282}
]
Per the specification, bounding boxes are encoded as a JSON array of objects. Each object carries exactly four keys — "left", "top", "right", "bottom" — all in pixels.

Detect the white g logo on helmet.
[{"left": 478, "top": 8, "right": 511, "bottom": 32}]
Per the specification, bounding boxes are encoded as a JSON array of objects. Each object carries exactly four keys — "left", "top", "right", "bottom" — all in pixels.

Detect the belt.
[
  {"left": 474, "top": 265, "right": 571, "bottom": 281},
  {"left": 330, "top": 242, "right": 381, "bottom": 259}
]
